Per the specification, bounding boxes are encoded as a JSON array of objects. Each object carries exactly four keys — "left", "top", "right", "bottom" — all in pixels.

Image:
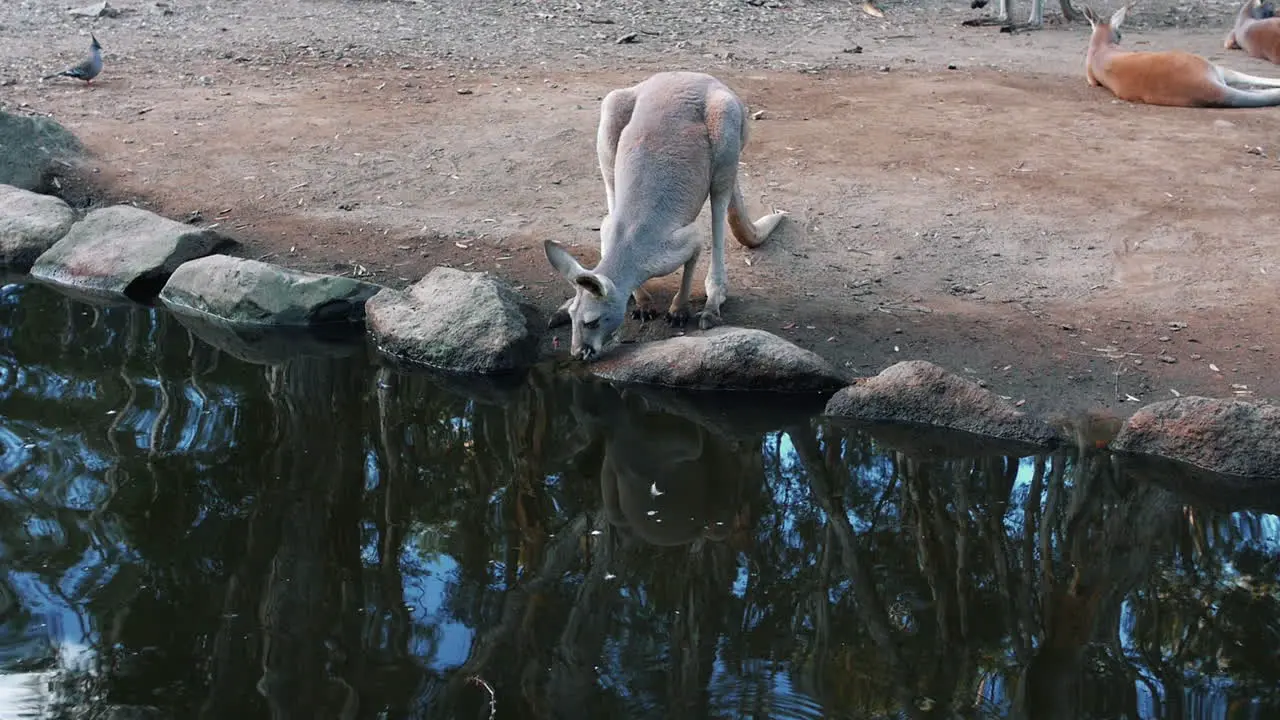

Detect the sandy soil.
[{"left": 3, "top": 0, "right": 1278, "bottom": 418}]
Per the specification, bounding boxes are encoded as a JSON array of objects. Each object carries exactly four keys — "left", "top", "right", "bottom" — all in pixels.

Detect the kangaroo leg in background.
[
  {"left": 963, "top": 0, "right": 1013, "bottom": 25},
  {"left": 1219, "top": 66, "right": 1280, "bottom": 87}
]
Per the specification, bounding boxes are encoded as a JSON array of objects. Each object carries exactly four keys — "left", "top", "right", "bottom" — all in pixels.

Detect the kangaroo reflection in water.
[{"left": 574, "top": 385, "right": 762, "bottom": 549}]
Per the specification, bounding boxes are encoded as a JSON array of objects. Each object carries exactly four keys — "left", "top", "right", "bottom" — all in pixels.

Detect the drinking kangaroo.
[
  {"left": 544, "top": 71, "right": 788, "bottom": 362},
  {"left": 1084, "top": 1, "right": 1280, "bottom": 107}
]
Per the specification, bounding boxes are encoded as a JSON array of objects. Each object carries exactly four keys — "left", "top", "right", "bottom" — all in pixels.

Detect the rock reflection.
[{"left": 0, "top": 282, "right": 1278, "bottom": 720}]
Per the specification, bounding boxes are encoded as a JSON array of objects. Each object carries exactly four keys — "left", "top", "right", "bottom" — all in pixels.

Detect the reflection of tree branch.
[
  {"left": 787, "top": 426, "right": 918, "bottom": 709},
  {"left": 450, "top": 513, "right": 590, "bottom": 694},
  {"left": 374, "top": 367, "right": 411, "bottom": 662},
  {"left": 546, "top": 511, "right": 613, "bottom": 711},
  {"left": 1039, "top": 454, "right": 1067, "bottom": 598},
  {"left": 1012, "top": 456, "right": 1046, "bottom": 661}
]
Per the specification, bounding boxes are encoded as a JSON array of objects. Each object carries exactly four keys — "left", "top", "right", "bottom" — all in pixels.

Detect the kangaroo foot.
[
  {"left": 696, "top": 308, "right": 721, "bottom": 331},
  {"left": 666, "top": 307, "right": 691, "bottom": 327},
  {"left": 961, "top": 17, "right": 1011, "bottom": 26},
  {"left": 548, "top": 298, "right": 573, "bottom": 328},
  {"left": 631, "top": 304, "right": 661, "bottom": 322}
]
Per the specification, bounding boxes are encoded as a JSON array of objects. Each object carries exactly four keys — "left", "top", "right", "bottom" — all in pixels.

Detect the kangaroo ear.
[
  {"left": 1110, "top": 2, "right": 1132, "bottom": 28},
  {"left": 575, "top": 273, "right": 617, "bottom": 300},
  {"left": 575, "top": 274, "right": 607, "bottom": 298},
  {"left": 544, "top": 239, "right": 587, "bottom": 282},
  {"left": 1083, "top": 5, "right": 1098, "bottom": 26}
]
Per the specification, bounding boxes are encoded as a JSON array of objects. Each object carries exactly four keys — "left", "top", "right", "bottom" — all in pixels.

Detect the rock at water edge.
[
  {"left": 0, "top": 184, "right": 76, "bottom": 272},
  {"left": 30, "top": 204, "right": 235, "bottom": 301},
  {"left": 1112, "top": 396, "right": 1280, "bottom": 480},
  {"left": 365, "top": 266, "right": 541, "bottom": 374},
  {"left": 824, "top": 359, "right": 1062, "bottom": 446},
  {"left": 159, "top": 254, "right": 381, "bottom": 327},
  {"left": 586, "top": 326, "right": 849, "bottom": 393}
]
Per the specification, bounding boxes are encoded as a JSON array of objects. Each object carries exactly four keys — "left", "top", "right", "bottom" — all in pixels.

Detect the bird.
[{"left": 43, "top": 34, "right": 103, "bottom": 85}]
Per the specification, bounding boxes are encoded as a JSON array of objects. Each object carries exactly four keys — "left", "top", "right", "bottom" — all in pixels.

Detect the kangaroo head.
[
  {"left": 544, "top": 240, "right": 628, "bottom": 361},
  {"left": 1083, "top": 2, "right": 1134, "bottom": 46}
]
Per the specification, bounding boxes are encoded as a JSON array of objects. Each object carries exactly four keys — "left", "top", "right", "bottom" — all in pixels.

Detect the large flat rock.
[
  {"left": 0, "top": 184, "right": 76, "bottom": 272},
  {"left": 824, "top": 359, "right": 1063, "bottom": 447},
  {"left": 159, "top": 254, "right": 381, "bottom": 327},
  {"left": 365, "top": 267, "right": 541, "bottom": 374},
  {"left": 0, "top": 112, "right": 83, "bottom": 193},
  {"left": 585, "top": 326, "right": 849, "bottom": 393},
  {"left": 1112, "top": 396, "right": 1280, "bottom": 481},
  {"left": 30, "top": 204, "right": 235, "bottom": 302}
]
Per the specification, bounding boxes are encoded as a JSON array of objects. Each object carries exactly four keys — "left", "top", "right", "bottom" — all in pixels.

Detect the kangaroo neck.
[
  {"left": 1087, "top": 36, "right": 1121, "bottom": 67},
  {"left": 1236, "top": 0, "right": 1258, "bottom": 28},
  {"left": 594, "top": 220, "right": 650, "bottom": 296},
  {"left": 596, "top": 211, "right": 679, "bottom": 290}
]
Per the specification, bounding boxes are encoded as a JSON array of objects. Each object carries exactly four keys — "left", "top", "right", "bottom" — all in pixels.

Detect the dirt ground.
[{"left": 3, "top": 0, "right": 1278, "bottom": 418}]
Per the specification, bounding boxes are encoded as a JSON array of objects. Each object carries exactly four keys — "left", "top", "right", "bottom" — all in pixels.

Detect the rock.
[
  {"left": 0, "top": 111, "right": 84, "bottom": 193},
  {"left": 159, "top": 254, "right": 380, "bottom": 327},
  {"left": 365, "top": 267, "right": 540, "bottom": 374},
  {"left": 586, "top": 326, "right": 848, "bottom": 392},
  {"left": 824, "top": 360, "right": 1062, "bottom": 447},
  {"left": 30, "top": 205, "right": 235, "bottom": 302},
  {"left": 1112, "top": 396, "right": 1280, "bottom": 480},
  {"left": 0, "top": 184, "right": 76, "bottom": 272},
  {"left": 69, "top": 1, "right": 119, "bottom": 18}
]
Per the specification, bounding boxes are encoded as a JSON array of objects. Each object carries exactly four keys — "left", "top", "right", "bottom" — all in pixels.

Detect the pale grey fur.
[{"left": 544, "top": 71, "right": 787, "bottom": 362}]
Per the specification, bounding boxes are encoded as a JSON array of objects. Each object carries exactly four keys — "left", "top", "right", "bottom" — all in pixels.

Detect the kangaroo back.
[{"left": 609, "top": 73, "right": 729, "bottom": 236}]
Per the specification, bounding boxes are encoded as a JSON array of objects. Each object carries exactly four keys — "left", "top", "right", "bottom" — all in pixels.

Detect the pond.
[{"left": 0, "top": 279, "right": 1277, "bottom": 720}]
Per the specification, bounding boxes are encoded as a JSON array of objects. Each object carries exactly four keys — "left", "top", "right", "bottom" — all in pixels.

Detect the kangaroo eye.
[{"left": 584, "top": 318, "right": 600, "bottom": 330}]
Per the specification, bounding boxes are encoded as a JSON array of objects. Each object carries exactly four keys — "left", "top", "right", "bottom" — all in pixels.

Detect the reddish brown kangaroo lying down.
[
  {"left": 1226, "top": 0, "right": 1280, "bottom": 64},
  {"left": 1084, "top": 1, "right": 1280, "bottom": 107}
]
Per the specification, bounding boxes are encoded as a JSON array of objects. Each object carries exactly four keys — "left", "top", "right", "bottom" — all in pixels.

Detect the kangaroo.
[
  {"left": 1226, "top": 0, "right": 1280, "bottom": 64},
  {"left": 544, "top": 71, "right": 787, "bottom": 362},
  {"left": 1084, "top": 2, "right": 1280, "bottom": 107}
]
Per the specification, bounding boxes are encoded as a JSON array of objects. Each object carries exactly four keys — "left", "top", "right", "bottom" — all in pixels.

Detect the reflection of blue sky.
[{"left": 400, "top": 549, "right": 474, "bottom": 671}]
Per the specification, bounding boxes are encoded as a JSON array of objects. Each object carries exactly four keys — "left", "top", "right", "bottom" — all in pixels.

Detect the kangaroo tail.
[{"left": 727, "top": 185, "right": 766, "bottom": 249}]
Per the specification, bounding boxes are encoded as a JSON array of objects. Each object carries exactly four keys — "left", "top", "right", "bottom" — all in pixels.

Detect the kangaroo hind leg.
[
  {"left": 1218, "top": 66, "right": 1280, "bottom": 88},
  {"left": 597, "top": 88, "right": 637, "bottom": 216},
  {"left": 699, "top": 90, "right": 748, "bottom": 331}
]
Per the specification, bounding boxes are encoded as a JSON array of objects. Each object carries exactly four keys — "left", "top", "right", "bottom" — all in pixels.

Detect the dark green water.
[{"left": 0, "top": 279, "right": 1277, "bottom": 720}]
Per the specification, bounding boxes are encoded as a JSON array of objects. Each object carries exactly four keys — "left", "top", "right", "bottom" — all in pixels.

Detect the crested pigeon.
[{"left": 43, "top": 34, "right": 103, "bottom": 84}]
